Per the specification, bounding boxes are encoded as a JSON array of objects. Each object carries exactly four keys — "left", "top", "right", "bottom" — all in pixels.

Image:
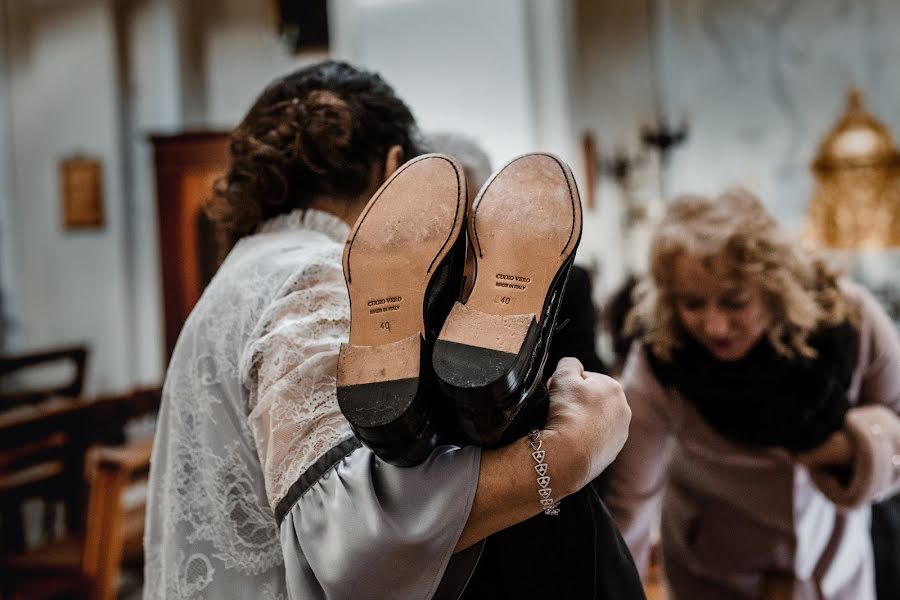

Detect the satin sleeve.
[{"left": 278, "top": 442, "right": 481, "bottom": 600}]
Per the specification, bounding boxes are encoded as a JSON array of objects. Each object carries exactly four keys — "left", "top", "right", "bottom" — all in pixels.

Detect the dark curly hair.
[{"left": 205, "top": 60, "right": 423, "bottom": 257}]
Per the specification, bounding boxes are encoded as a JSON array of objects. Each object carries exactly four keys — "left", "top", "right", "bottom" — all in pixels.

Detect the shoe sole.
[
  {"left": 433, "top": 153, "right": 582, "bottom": 445},
  {"left": 337, "top": 154, "right": 466, "bottom": 465}
]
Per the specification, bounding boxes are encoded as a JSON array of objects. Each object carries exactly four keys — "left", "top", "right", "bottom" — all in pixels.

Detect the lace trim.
[{"left": 257, "top": 208, "right": 350, "bottom": 242}]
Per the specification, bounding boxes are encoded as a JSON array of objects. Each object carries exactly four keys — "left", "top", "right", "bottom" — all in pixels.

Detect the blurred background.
[{"left": 1, "top": 0, "right": 898, "bottom": 598}]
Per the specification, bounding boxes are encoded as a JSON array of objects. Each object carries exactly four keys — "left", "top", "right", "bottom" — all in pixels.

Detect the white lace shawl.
[{"left": 144, "top": 209, "right": 354, "bottom": 599}]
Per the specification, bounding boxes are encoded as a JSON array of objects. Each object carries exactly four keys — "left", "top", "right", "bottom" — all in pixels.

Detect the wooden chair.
[
  {"left": 1, "top": 386, "right": 161, "bottom": 600},
  {"left": 2, "top": 436, "right": 154, "bottom": 600},
  {"left": 0, "top": 346, "right": 88, "bottom": 410},
  {"left": 81, "top": 438, "right": 153, "bottom": 600},
  {"left": 0, "top": 345, "right": 91, "bottom": 548},
  {"left": 0, "top": 397, "right": 93, "bottom": 553}
]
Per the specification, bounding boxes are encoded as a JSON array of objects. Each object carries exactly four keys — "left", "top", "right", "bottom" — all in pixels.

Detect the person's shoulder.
[
  {"left": 617, "top": 342, "right": 682, "bottom": 427},
  {"left": 838, "top": 278, "right": 868, "bottom": 306},
  {"left": 200, "top": 233, "right": 343, "bottom": 318},
  {"left": 230, "top": 230, "right": 342, "bottom": 272},
  {"left": 838, "top": 278, "right": 889, "bottom": 325},
  {"left": 620, "top": 342, "right": 665, "bottom": 397},
  {"left": 839, "top": 277, "right": 900, "bottom": 364}
]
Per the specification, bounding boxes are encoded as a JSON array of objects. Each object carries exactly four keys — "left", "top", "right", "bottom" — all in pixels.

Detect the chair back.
[{"left": 0, "top": 346, "right": 89, "bottom": 410}]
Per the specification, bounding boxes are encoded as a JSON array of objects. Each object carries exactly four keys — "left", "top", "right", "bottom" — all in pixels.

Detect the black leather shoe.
[
  {"left": 337, "top": 154, "right": 467, "bottom": 466},
  {"left": 432, "top": 153, "right": 583, "bottom": 446}
]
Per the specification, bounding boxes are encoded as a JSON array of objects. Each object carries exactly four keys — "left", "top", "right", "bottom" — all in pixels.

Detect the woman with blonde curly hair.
[{"left": 604, "top": 189, "right": 900, "bottom": 599}]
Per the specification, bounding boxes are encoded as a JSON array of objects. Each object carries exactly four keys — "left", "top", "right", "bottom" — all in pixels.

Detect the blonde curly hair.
[{"left": 628, "top": 188, "right": 855, "bottom": 361}]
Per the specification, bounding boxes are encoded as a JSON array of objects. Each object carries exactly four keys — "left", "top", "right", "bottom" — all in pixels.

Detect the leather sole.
[
  {"left": 433, "top": 153, "right": 582, "bottom": 445},
  {"left": 337, "top": 154, "right": 466, "bottom": 466}
]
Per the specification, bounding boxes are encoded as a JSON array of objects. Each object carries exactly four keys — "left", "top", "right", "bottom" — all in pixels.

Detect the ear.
[{"left": 383, "top": 145, "right": 404, "bottom": 181}]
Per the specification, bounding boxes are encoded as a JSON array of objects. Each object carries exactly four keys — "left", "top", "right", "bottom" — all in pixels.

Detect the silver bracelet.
[{"left": 528, "top": 429, "right": 560, "bottom": 516}]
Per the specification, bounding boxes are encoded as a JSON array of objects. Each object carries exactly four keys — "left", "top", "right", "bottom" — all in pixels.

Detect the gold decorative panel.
[{"left": 808, "top": 89, "right": 900, "bottom": 249}]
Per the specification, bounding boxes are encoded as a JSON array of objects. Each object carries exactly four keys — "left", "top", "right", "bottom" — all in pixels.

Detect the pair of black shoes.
[{"left": 336, "top": 153, "right": 583, "bottom": 466}]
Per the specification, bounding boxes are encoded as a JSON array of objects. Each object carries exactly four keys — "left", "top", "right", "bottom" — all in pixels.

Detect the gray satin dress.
[{"left": 144, "top": 209, "right": 482, "bottom": 600}]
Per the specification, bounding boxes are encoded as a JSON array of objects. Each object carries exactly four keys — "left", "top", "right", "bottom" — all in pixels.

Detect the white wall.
[
  {"left": 4, "top": 0, "right": 131, "bottom": 393},
  {"left": 574, "top": 0, "right": 900, "bottom": 296},
  {"left": 330, "top": 0, "right": 580, "bottom": 176},
  {"left": 200, "top": 0, "right": 326, "bottom": 128},
  {"left": 573, "top": 0, "right": 661, "bottom": 292},
  {"left": 117, "top": 0, "right": 186, "bottom": 387},
  {"left": 659, "top": 0, "right": 900, "bottom": 227},
  {"left": 525, "top": 0, "right": 580, "bottom": 180},
  {"left": 332, "top": 0, "right": 536, "bottom": 166},
  {"left": 0, "top": 0, "right": 19, "bottom": 351},
  {"left": 0, "top": 0, "right": 336, "bottom": 391}
]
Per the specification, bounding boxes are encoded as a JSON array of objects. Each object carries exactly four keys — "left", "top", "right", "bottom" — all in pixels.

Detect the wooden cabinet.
[{"left": 150, "top": 132, "right": 230, "bottom": 359}]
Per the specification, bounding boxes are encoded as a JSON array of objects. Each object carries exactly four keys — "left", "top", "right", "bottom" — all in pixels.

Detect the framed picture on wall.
[{"left": 60, "top": 156, "right": 104, "bottom": 230}]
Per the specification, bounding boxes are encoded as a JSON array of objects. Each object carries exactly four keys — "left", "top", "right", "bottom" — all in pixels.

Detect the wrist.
[
  {"left": 525, "top": 429, "right": 561, "bottom": 515},
  {"left": 539, "top": 428, "right": 584, "bottom": 498}
]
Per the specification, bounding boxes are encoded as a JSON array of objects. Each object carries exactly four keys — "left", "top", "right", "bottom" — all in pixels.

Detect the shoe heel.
[
  {"left": 432, "top": 302, "right": 541, "bottom": 445},
  {"left": 337, "top": 334, "right": 437, "bottom": 466}
]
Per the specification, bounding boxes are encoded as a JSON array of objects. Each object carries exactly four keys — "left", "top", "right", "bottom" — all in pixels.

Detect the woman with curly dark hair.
[
  {"left": 144, "top": 60, "right": 635, "bottom": 599},
  {"left": 204, "top": 64, "right": 422, "bottom": 258}
]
